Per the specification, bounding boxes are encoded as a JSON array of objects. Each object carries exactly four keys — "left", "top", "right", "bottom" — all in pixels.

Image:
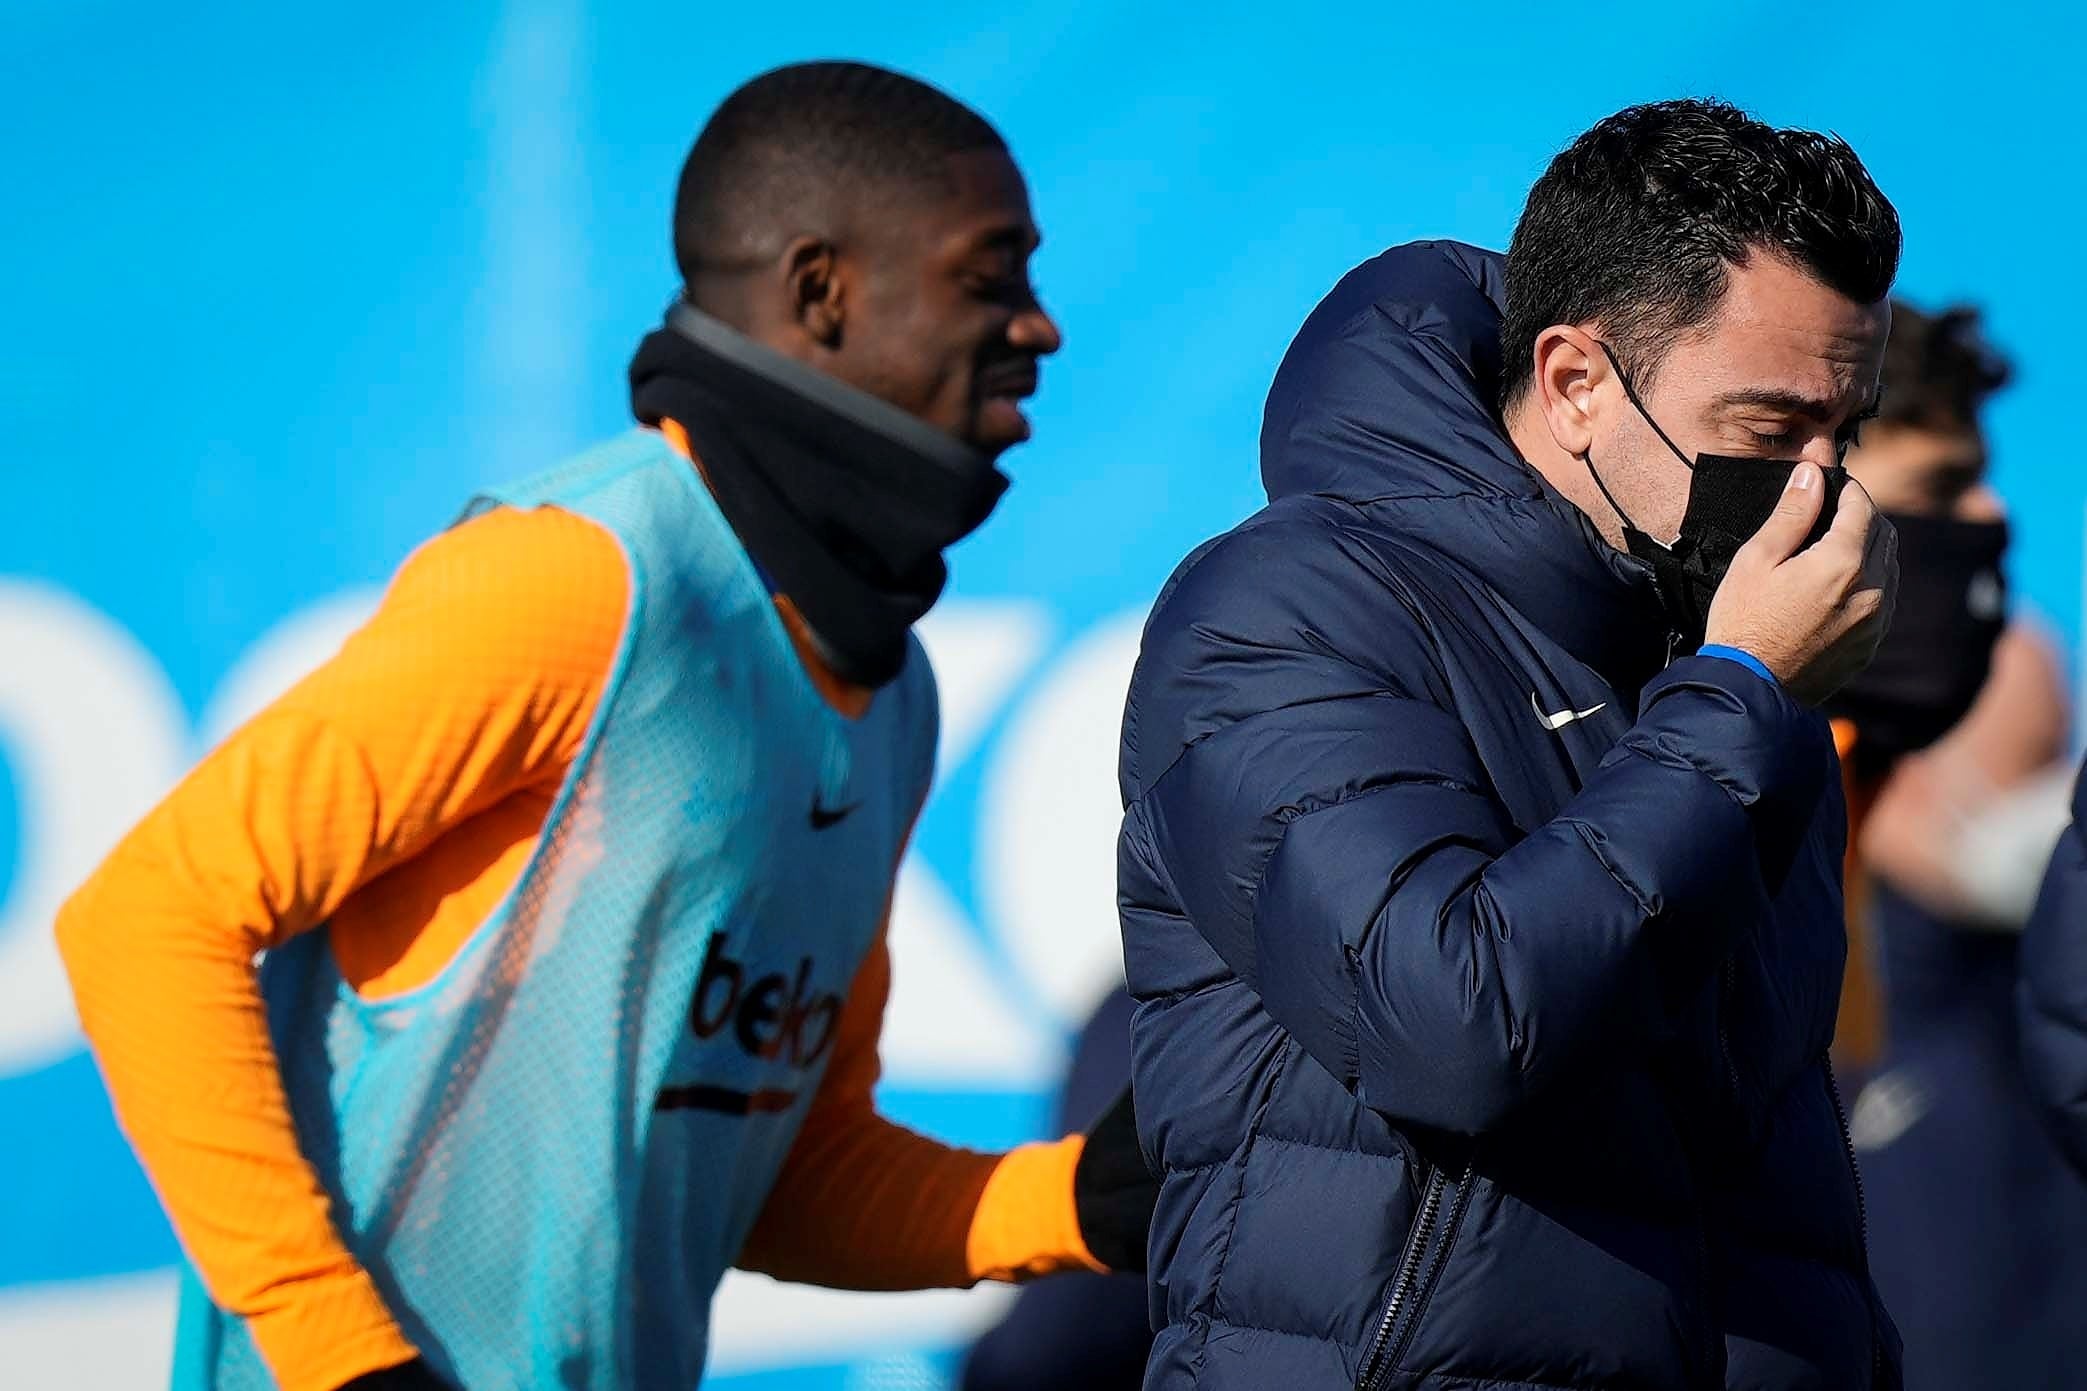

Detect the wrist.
[
  {"left": 1698, "top": 644, "right": 1778, "bottom": 687},
  {"left": 1637, "top": 654, "right": 1833, "bottom": 831},
  {"left": 968, "top": 1135, "right": 1101, "bottom": 1281}
]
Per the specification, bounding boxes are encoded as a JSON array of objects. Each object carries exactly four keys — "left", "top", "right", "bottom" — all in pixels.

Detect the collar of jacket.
[{"left": 1260, "top": 239, "right": 1670, "bottom": 692}]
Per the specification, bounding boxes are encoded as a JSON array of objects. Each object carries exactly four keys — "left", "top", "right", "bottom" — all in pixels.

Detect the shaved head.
[
  {"left": 662, "top": 61, "right": 1056, "bottom": 459},
  {"left": 673, "top": 61, "right": 1008, "bottom": 289}
]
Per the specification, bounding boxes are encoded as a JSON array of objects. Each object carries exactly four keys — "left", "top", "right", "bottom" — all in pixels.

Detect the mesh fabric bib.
[{"left": 175, "top": 430, "right": 937, "bottom": 1389}]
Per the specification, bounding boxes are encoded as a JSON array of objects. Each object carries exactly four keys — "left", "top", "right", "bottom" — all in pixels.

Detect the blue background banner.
[{"left": 3, "top": 3, "right": 2081, "bottom": 1383}]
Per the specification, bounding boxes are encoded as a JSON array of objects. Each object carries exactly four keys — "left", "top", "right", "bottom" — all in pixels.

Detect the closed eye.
[
  {"left": 1834, "top": 406, "right": 1881, "bottom": 461},
  {"left": 1716, "top": 387, "right": 1879, "bottom": 461},
  {"left": 965, "top": 273, "right": 1039, "bottom": 311}
]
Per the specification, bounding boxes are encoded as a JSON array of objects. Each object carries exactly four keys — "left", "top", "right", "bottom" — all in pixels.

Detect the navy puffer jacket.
[
  {"left": 2020, "top": 764, "right": 2087, "bottom": 1175},
  {"left": 1118, "top": 242, "right": 1900, "bottom": 1390}
]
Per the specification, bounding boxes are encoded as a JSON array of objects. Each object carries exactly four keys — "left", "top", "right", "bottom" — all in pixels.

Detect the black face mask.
[
  {"left": 629, "top": 301, "right": 1010, "bottom": 688},
  {"left": 1827, "top": 512, "right": 2008, "bottom": 773},
  {"left": 1583, "top": 344, "right": 1848, "bottom": 651}
]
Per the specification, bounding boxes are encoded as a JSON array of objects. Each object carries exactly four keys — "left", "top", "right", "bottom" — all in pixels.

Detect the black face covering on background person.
[
  {"left": 1582, "top": 343, "right": 1848, "bottom": 650},
  {"left": 630, "top": 300, "right": 1010, "bottom": 688},
  {"left": 1828, "top": 513, "right": 2009, "bottom": 775}
]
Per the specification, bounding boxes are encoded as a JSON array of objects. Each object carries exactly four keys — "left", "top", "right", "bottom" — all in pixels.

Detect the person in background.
[
  {"left": 55, "top": 62, "right": 1149, "bottom": 1391},
  {"left": 1824, "top": 303, "right": 2087, "bottom": 1390}
]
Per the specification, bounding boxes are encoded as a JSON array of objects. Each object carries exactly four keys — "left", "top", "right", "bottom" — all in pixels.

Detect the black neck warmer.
[{"left": 629, "top": 302, "right": 1008, "bottom": 687}]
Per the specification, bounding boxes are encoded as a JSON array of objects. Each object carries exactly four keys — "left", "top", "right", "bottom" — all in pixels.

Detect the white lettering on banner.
[
  {"left": 884, "top": 856, "right": 1060, "bottom": 1085},
  {"left": 980, "top": 610, "right": 1147, "bottom": 1024},
  {"left": 0, "top": 582, "right": 1150, "bottom": 1373},
  {"left": 912, "top": 600, "right": 1054, "bottom": 790},
  {"left": 0, "top": 582, "right": 186, "bottom": 1074},
  {"left": 0, "top": 1270, "right": 178, "bottom": 1386},
  {"left": 0, "top": 588, "right": 1149, "bottom": 1088},
  {"left": 889, "top": 602, "right": 1061, "bottom": 1085},
  {"left": 706, "top": 1271, "right": 1014, "bottom": 1375},
  {"left": 198, "top": 589, "right": 381, "bottom": 748}
]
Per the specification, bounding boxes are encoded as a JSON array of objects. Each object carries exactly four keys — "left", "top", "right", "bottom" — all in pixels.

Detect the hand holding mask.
[
  {"left": 1702, "top": 463, "right": 1899, "bottom": 707},
  {"left": 1580, "top": 341, "right": 1862, "bottom": 651}
]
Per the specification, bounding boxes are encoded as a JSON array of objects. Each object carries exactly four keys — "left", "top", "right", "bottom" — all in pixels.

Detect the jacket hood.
[
  {"left": 1259, "top": 239, "right": 1668, "bottom": 685},
  {"left": 1261, "top": 240, "right": 1529, "bottom": 506}
]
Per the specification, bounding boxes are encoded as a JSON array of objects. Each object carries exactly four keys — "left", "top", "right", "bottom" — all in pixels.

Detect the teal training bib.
[{"left": 174, "top": 430, "right": 938, "bottom": 1389}]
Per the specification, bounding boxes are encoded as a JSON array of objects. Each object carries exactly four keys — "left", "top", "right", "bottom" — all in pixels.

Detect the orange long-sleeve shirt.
[
  {"left": 56, "top": 433, "right": 1098, "bottom": 1391},
  {"left": 1830, "top": 720, "right": 1884, "bottom": 1068}
]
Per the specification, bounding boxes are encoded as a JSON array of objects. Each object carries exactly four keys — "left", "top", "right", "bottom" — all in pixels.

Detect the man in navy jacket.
[{"left": 1119, "top": 101, "right": 1905, "bottom": 1389}]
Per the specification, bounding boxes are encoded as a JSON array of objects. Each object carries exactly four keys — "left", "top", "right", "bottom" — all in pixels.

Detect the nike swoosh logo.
[
  {"left": 1532, "top": 692, "right": 1608, "bottom": 732},
  {"left": 809, "top": 797, "right": 861, "bottom": 831}
]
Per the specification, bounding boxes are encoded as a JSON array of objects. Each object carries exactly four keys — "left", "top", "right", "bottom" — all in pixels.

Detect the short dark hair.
[
  {"left": 1877, "top": 301, "right": 2012, "bottom": 434},
  {"left": 673, "top": 61, "right": 1006, "bottom": 284},
  {"left": 1500, "top": 99, "right": 1901, "bottom": 408}
]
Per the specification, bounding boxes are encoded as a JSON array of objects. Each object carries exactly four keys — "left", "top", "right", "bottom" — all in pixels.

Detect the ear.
[
  {"left": 1529, "top": 324, "right": 1609, "bottom": 458},
  {"left": 781, "top": 235, "right": 845, "bottom": 348}
]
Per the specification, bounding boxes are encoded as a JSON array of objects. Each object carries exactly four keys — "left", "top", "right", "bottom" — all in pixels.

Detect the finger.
[
  {"left": 1854, "top": 504, "right": 1896, "bottom": 605},
  {"left": 1873, "top": 521, "right": 1902, "bottom": 633},
  {"left": 1828, "top": 472, "right": 1877, "bottom": 546},
  {"left": 1735, "top": 462, "right": 1829, "bottom": 569},
  {"left": 1793, "top": 472, "right": 1876, "bottom": 580},
  {"left": 1862, "top": 510, "right": 1898, "bottom": 590}
]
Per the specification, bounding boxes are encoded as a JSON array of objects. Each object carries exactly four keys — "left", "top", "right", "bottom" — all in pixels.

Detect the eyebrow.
[
  {"left": 971, "top": 223, "right": 1041, "bottom": 254},
  {"left": 1712, "top": 387, "right": 1839, "bottom": 418},
  {"left": 1712, "top": 387, "right": 1882, "bottom": 426}
]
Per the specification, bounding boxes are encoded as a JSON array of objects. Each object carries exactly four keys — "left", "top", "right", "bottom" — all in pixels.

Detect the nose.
[
  {"left": 1957, "top": 482, "right": 2007, "bottom": 524},
  {"left": 1008, "top": 302, "right": 1062, "bottom": 357}
]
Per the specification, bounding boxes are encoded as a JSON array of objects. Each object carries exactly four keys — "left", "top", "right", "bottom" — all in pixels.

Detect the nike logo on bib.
[{"left": 1532, "top": 692, "right": 1608, "bottom": 732}]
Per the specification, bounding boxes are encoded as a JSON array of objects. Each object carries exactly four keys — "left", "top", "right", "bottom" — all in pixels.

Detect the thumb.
[{"left": 1738, "top": 462, "right": 1826, "bottom": 567}]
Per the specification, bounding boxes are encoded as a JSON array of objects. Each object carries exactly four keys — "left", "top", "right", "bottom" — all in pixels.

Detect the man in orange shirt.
[{"left": 57, "top": 61, "right": 1150, "bottom": 1391}]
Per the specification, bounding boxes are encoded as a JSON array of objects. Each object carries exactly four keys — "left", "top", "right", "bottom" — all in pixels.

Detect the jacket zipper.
[
  {"left": 1699, "top": 960, "right": 1742, "bottom": 1389},
  {"left": 1823, "top": 1062, "right": 1871, "bottom": 1262},
  {"left": 1355, "top": 1161, "right": 1472, "bottom": 1391},
  {"left": 1823, "top": 1058, "right": 1886, "bottom": 1383},
  {"left": 1690, "top": 1207, "right": 1719, "bottom": 1388},
  {"left": 1355, "top": 1166, "right": 1442, "bottom": 1391},
  {"left": 1717, "top": 960, "right": 1741, "bottom": 1101}
]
